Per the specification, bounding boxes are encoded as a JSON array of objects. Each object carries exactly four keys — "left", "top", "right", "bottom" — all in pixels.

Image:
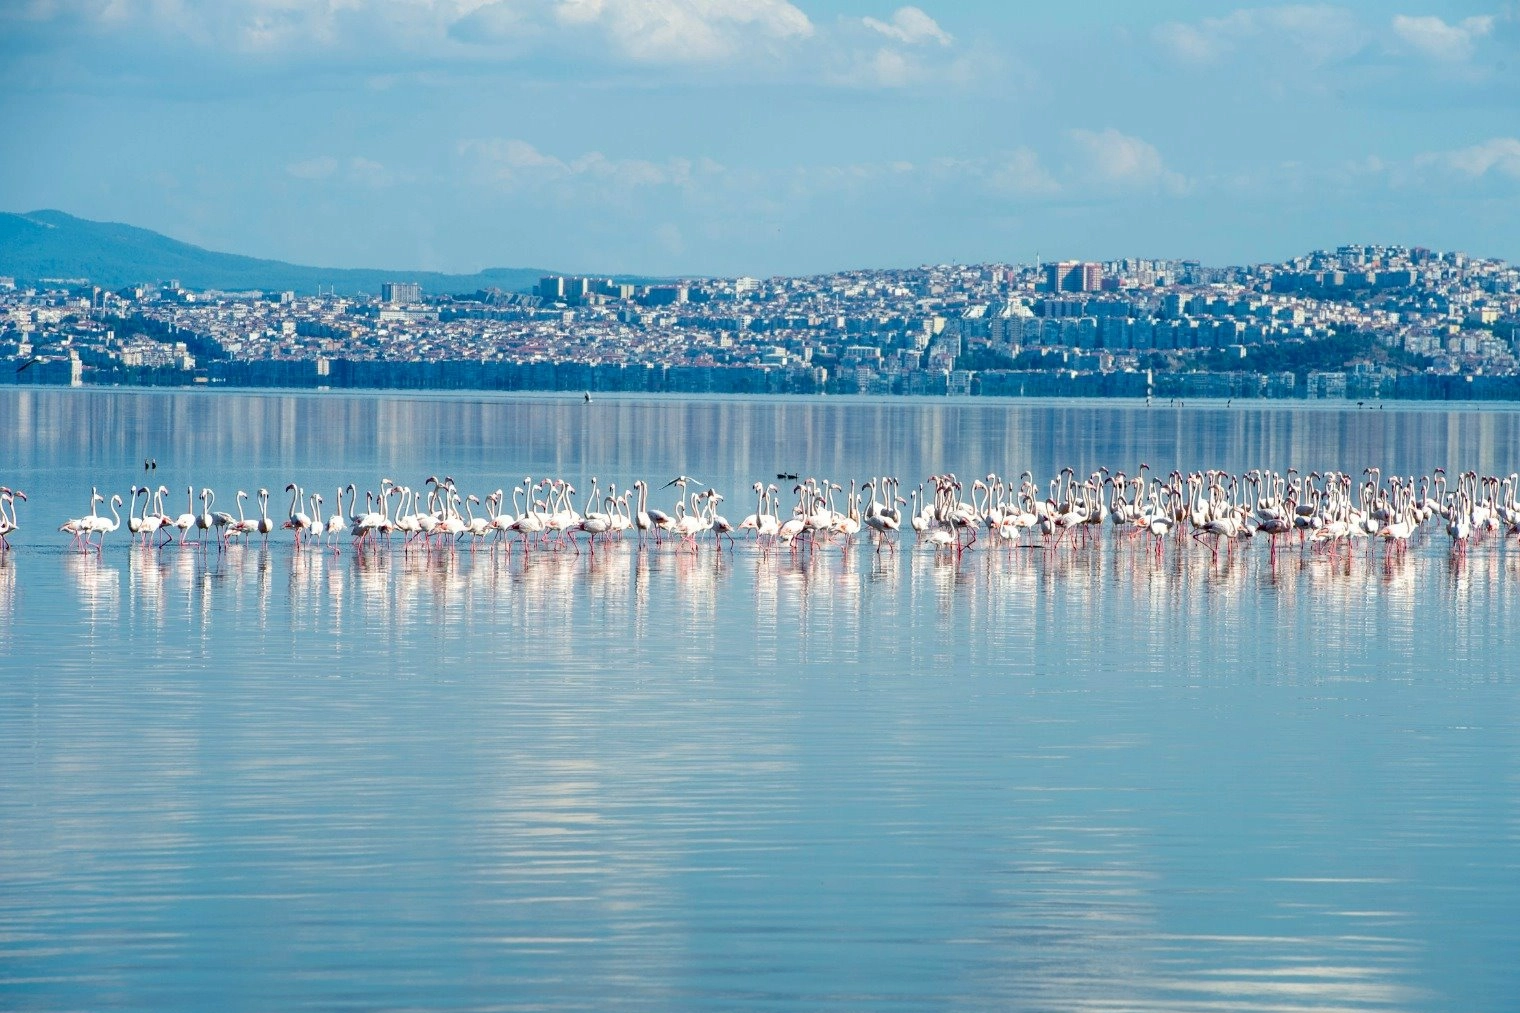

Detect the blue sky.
[{"left": 2, "top": 1, "right": 1517, "bottom": 276}]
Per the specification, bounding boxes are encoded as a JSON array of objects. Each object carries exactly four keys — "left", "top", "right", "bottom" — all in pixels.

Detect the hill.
[{"left": 0, "top": 210, "right": 552, "bottom": 296}]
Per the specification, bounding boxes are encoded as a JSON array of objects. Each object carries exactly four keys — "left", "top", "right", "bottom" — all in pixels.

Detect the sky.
[{"left": 1, "top": 0, "right": 1518, "bottom": 277}]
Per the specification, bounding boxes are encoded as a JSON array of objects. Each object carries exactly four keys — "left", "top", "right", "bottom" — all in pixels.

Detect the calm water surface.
[{"left": 2, "top": 388, "right": 1519, "bottom": 1012}]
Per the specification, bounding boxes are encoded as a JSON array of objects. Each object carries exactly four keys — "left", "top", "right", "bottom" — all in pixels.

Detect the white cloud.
[
  {"left": 287, "top": 154, "right": 401, "bottom": 186},
  {"left": 550, "top": 0, "right": 813, "bottom": 63},
  {"left": 850, "top": 46, "right": 915, "bottom": 86},
  {"left": 347, "top": 156, "right": 396, "bottom": 187},
  {"left": 862, "top": 7, "right": 950, "bottom": 47},
  {"left": 6, "top": 0, "right": 975, "bottom": 89},
  {"left": 6, "top": 0, "right": 499, "bottom": 54},
  {"left": 653, "top": 222, "right": 685, "bottom": 255},
  {"left": 12, "top": 0, "right": 813, "bottom": 64},
  {"left": 1066, "top": 128, "right": 1188, "bottom": 193},
  {"left": 1154, "top": 5, "right": 1365, "bottom": 66},
  {"left": 985, "top": 148, "right": 1061, "bottom": 198},
  {"left": 829, "top": 14, "right": 978, "bottom": 88},
  {"left": 287, "top": 155, "right": 340, "bottom": 180},
  {"left": 459, "top": 138, "right": 722, "bottom": 190},
  {"left": 1391, "top": 13, "right": 1494, "bottom": 62},
  {"left": 1417, "top": 137, "right": 1520, "bottom": 179}
]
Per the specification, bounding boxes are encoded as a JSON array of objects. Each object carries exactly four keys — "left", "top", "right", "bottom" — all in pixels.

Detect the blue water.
[{"left": 2, "top": 388, "right": 1519, "bottom": 1012}]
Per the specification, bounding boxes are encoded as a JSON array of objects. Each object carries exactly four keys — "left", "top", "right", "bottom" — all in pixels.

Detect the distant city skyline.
[{"left": 2, "top": 2, "right": 1517, "bottom": 277}]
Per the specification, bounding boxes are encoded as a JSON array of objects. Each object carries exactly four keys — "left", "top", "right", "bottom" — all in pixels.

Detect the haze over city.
[{"left": 3, "top": 0, "right": 1517, "bottom": 277}]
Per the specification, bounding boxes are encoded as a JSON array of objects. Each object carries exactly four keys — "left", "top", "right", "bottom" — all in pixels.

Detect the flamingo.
[
  {"left": 89, "top": 494, "right": 124, "bottom": 552},
  {"left": 60, "top": 489, "right": 103, "bottom": 551},
  {"left": 255, "top": 489, "right": 276, "bottom": 542},
  {"left": 194, "top": 488, "right": 216, "bottom": 546},
  {"left": 0, "top": 488, "right": 25, "bottom": 549},
  {"left": 233, "top": 491, "right": 259, "bottom": 540},
  {"left": 283, "top": 483, "right": 312, "bottom": 545},
  {"left": 169, "top": 486, "right": 198, "bottom": 546},
  {"left": 323, "top": 484, "right": 349, "bottom": 552},
  {"left": 706, "top": 491, "right": 736, "bottom": 550}
]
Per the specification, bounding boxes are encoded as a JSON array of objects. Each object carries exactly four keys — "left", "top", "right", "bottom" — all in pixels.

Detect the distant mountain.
[{"left": 0, "top": 210, "right": 552, "bottom": 296}]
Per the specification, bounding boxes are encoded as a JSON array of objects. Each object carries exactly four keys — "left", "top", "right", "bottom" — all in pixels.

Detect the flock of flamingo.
[{"left": 2, "top": 466, "right": 1518, "bottom": 562}]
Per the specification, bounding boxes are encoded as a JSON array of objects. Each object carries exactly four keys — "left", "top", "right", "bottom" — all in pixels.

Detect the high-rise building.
[
  {"left": 1044, "top": 261, "right": 1075, "bottom": 293},
  {"left": 1081, "top": 263, "right": 1103, "bottom": 292},
  {"left": 1043, "top": 261, "right": 1102, "bottom": 293},
  {"left": 381, "top": 281, "right": 421, "bottom": 305},
  {"left": 538, "top": 276, "right": 566, "bottom": 301},
  {"left": 641, "top": 285, "right": 689, "bottom": 307}
]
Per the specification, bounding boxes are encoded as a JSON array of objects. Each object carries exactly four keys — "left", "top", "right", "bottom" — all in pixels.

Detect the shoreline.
[{"left": 4, "top": 383, "right": 1520, "bottom": 415}]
